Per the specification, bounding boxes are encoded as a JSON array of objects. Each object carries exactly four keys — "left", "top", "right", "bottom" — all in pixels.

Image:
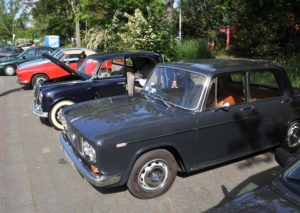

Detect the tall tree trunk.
[
  {"left": 75, "top": 20, "right": 81, "bottom": 47},
  {"left": 164, "top": 0, "right": 174, "bottom": 24},
  {"left": 68, "top": 0, "right": 81, "bottom": 47}
]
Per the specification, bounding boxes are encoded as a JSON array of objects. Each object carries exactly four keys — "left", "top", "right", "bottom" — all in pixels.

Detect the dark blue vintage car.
[
  {"left": 210, "top": 148, "right": 300, "bottom": 212},
  {"left": 60, "top": 59, "right": 300, "bottom": 199},
  {"left": 32, "top": 51, "right": 163, "bottom": 130}
]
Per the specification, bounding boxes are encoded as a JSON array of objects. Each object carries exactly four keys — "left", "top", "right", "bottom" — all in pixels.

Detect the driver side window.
[{"left": 205, "top": 73, "right": 246, "bottom": 109}]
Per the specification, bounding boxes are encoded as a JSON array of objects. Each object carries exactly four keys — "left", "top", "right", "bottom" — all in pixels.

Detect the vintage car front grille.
[{"left": 66, "top": 123, "right": 83, "bottom": 155}]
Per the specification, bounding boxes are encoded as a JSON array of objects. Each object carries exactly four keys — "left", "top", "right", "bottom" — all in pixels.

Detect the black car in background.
[
  {"left": 60, "top": 59, "right": 300, "bottom": 199},
  {"left": 210, "top": 148, "right": 300, "bottom": 212},
  {"left": 0, "top": 46, "right": 23, "bottom": 61},
  {"left": 32, "top": 51, "right": 163, "bottom": 130}
]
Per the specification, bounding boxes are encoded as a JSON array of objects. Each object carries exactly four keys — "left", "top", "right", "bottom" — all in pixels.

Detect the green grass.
[
  {"left": 175, "top": 39, "right": 214, "bottom": 60},
  {"left": 272, "top": 54, "right": 300, "bottom": 88}
]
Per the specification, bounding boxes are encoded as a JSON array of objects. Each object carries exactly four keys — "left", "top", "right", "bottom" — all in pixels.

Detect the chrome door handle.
[{"left": 240, "top": 106, "right": 254, "bottom": 111}]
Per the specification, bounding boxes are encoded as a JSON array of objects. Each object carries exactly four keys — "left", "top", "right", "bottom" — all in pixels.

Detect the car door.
[
  {"left": 244, "top": 69, "right": 293, "bottom": 149},
  {"left": 194, "top": 72, "right": 253, "bottom": 169},
  {"left": 91, "top": 57, "right": 127, "bottom": 99}
]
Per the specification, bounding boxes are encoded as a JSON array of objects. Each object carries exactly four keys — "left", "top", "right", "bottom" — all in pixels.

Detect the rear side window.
[
  {"left": 40, "top": 48, "right": 52, "bottom": 55},
  {"left": 249, "top": 71, "right": 281, "bottom": 102}
]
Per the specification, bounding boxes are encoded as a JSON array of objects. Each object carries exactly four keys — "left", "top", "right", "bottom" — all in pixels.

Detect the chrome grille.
[
  {"left": 66, "top": 123, "right": 83, "bottom": 154},
  {"left": 34, "top": 83, "right": 40, "bottom": 104}
]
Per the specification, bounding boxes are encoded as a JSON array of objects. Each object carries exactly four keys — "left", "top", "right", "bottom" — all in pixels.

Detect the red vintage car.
[{"left": 16, "top": 48, "right": 96, "bottom": 87}]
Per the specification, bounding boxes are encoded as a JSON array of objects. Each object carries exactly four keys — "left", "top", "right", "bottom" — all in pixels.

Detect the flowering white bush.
[{"left": 85, "top": 7, "right": 174, "bottom": 58}]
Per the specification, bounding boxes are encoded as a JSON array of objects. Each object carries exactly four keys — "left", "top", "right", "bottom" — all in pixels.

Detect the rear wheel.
[
  {"left": 127, "top": 149, "right": 177, "bottom": 199},
  {"left": 284, "top": 121, "right": 300, "bottom": 152},
  {"left": 4, "top": 65, "right": 15, "bottom": 76},
  {"left": 49, "top": 100, "right": 74, "bottom": 130},
  {"left": 31, "top": 74, "right": 48, "bottom": 87}
]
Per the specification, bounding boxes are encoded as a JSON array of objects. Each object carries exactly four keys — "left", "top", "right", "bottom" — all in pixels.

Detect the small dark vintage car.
[
  {"left": 60, "top": 59, "right": 300, "bottom": 199},
  {"left": 210, "top": 148, "right": 300, "bottom": 212},
  {"left": 32, "top": 51, "right": 163, "bottom": 130}
]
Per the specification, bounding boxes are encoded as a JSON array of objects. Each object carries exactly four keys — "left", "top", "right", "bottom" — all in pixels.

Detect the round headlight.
[{"left": 82, "top": 139, "right": 96, "bottom": 163}]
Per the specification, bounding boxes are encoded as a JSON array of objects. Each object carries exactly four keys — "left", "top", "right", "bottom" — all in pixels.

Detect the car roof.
[
  {"left": 88, "top": 51, "right": 162, "bottom": 61},
  {"left": 25, "top": 46, "right": 54, "bottom": 51},
  {"left": 160, "top": 59, "right": 280, "bottom": 77}
]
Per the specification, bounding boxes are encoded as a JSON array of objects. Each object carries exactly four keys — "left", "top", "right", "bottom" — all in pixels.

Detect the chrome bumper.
[
  {"left": 60, "top": 133, "right": 121, "bottom": 187},
  {"left": 32, "top": 102, "right": 48, "bottom": 118}
]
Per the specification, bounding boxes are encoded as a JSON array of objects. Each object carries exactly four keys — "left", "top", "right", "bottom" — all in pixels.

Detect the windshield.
[
  {"left": 77, "top": 58, "right": 100, "bottom": 78},
  {"left": 282, "top": 159, "right": 300, "bottom": 196},
  {"left": 144, "top": 66, "right": 206, "bottom": 110}
]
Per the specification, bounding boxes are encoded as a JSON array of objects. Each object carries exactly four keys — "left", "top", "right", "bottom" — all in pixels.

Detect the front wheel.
[
  {"left": 127, "top": 149, "right": 177, "bottom": 199},
  {"left": 31, "top": 74, "right": 48, "bottom": 87},
  {"left": 4, "top": 65, "right": 15, "bottom": 76},
  {"left": 284, "top": 121, "right": 300, "bottom": 152},
  {"left": 49, "top": 100, "right": 74, "bottom": 130}
]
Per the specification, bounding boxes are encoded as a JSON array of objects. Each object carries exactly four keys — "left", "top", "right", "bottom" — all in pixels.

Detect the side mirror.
[
  {"left": 22, "top": 56, "right": 26, "bottom": 59},
  {"left": 220, "top": 101, "right": 230, "bottom": 111}
]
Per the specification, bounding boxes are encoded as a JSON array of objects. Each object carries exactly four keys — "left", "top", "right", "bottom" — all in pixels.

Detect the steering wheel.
[{"left": 98, "top": 69, "right": 111, "bottom": 78}]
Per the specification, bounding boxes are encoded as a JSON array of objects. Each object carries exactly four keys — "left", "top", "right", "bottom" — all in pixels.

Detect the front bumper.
[
  {"left": 60, "top": 133, "right": 121, "bottom": 187},
  {"left": 32, "top": 102, "right": 48, "bottom": 118},
  {"left": 17, "top": 78, "right": 29, "bottom": 85}
]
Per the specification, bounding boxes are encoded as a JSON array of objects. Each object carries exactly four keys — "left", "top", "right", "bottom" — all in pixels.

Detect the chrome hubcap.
[
  {"left": 56, "top": 108, "right": 63, "bottom": 124},
  {"left": 35, "top": 77, "right": 46, "bottom": 84},
  {"left": 138, "top": 159, "right": 169, "bottom": 191},
  {"left": 5, "top": 66, "right": 14, "bottom": 75},
  {"left": 287, "top": 123, "right": 300, "bottom": 148}
]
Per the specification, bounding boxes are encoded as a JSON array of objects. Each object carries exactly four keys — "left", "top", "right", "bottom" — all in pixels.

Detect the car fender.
[{"left": 123, "top": 142, "right": 187, "bottom": 183}]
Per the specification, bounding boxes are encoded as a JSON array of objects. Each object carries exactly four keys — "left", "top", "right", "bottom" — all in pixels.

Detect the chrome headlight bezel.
[
  {"left": 81, "top": 139, "right": 96, "bottom": 163},
  {"left": 60, "top": 113, "right": 67, "bottom": 132},
  {"left": 38, "top": 92, "right": 43, "bottom": 103}
]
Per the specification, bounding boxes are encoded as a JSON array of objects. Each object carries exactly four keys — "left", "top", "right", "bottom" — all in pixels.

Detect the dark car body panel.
[
  {"left": 210, "top": 151, "right": 300, "bottom": 212},
  {"left": 60, "top": 59, "right": 300, "bottom": 189}
]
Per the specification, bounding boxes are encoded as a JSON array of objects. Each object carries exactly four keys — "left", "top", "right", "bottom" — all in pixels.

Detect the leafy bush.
[
  {"left": 273, "top": 54, "right": 300, "bottom": 87},
  {"left": 174, "top": 40, "right": 214, "bottom": 60}
]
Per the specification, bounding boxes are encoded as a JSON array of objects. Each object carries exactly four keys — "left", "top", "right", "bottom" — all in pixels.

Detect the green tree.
[
  {"left": 32, "top": 0, "right": 74, "bottom": 45},
  {"left": 0, "top": 0, "right": 32, "bottom": 42}
]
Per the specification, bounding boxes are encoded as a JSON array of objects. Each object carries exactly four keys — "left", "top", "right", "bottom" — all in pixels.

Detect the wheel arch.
[
  {"left": 124, "top": 144, "right": 187, "bottom": 183},
  {"left": 30, "top": 73, "right": 49, "bottom": 85}
]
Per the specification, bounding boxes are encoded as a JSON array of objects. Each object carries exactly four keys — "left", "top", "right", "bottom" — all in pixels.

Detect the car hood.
[
  {"left": 41, "top": 79, "right": 86, "bottom": 92},
  {"left": 63, "top": 95, "right": 195, "bottom": 144}
]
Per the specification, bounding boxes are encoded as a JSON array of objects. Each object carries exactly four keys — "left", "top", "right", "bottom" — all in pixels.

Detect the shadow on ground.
[
  {"left": 0, "top": 87, "right": 23, "bottom": 97},
  {"left": 206, "top": 165, "right": 282, "bottom": 212}
]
